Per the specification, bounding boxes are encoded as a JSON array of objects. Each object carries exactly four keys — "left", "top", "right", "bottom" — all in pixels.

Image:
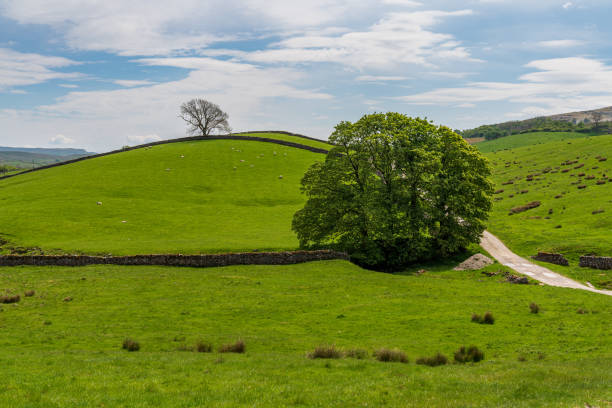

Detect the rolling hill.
[
  {"left": 483, "top": 133, "right": 612, "bottom": 288},
  {"left": 0, "top": 133, "right": 329, "bottom": 255}
]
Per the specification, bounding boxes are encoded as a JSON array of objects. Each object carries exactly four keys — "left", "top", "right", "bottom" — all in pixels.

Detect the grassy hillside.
[
  {"left": 485, "top": 134, "right": 612, "bottom": 288},
  {"left": 1, "top": 260, "right": 610, "bottom": 407},
  {"left": 238, "top": 132, "right": 331, "bottom": 150},
  {"left": 476, "top": 131, "right": 591, "bottom": 153},
  {"left": 0, "top": 136, "right": 324, "bottom": 255}
]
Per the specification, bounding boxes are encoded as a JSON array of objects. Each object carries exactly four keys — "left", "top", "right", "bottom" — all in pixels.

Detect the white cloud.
[
  {"left": 241, "top": 10, "right": 476, "bottom": 70},
  {"left": 50, "top": 134, "right": 74, "bottom": 144},
  {"left": 382, "top": 0, "right": 422, "bottom": 6},
  {"left": 400, "top": 57, "right": 612, "bottom": 117},
  {"left": 114, "top": 79, "right": 156, "bottom": 87},
  {"left": 9, "top": 89, "right": 27, "bottom": 94},
  {"left": 59, "top": 83, "right": 79, "bottom": 88},
  {"left": 562, "top": 2, "right": 573, "bottom": 9},
  {"left": 356, "top": 75, "right": 409, "bottom": 81},
  {"left": 0, "top": 48, "right": 81, "bottom": 90},
  {"left": 536, "top": 39, "right": 584, "bottom": 48},
  {"left": 127, "top": 134, "right": 162, "bottom": 144},
  {"left": 0, "top": 57, "right": 334, "bottom": 150}
]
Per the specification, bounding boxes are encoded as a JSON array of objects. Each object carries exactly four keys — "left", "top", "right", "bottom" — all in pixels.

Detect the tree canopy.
[
  {"left": 179, "top": 98, "right": 231, "bottom": 136},
  {"left": 292, "top": 113, "right": 493, "bottom": 269}
]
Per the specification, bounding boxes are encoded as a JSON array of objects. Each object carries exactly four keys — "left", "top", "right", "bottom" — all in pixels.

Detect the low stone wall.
[
  {"left": 531, "top": 252, "right": 569, "bottom": 266},
  {"left": 579, "top": 256, "right": 612, "bottom": 270},
  {"left": 0, "top": 134, "right": 330, "bottom": 181},
  {"left": 0, "top": 250, "right": 348, "bottom": 268}
]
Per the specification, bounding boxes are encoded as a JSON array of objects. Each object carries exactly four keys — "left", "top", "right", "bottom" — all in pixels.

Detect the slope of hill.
[
  {"left": 476, "top": 131, "right": 593, "bottom": 153},
  {"left": 484, "top": 134, "right": 612, "bottom": 288},
  {"left": 0, "top": 134, "right": 328, "bottom": 255}
]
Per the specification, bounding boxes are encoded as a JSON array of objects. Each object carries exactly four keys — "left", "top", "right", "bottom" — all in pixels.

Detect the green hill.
[
  {"left": 0, "top": 132, "right": 610, "bottom": 407},
  {"left": 476, "top": 131, "right": 593, "bottom": 153},
  {"left": 484, "top": 134, "right": 612, "bottom": 288},
  {"left": 0, "top": 134, "right": 328, "bottom": 255}
]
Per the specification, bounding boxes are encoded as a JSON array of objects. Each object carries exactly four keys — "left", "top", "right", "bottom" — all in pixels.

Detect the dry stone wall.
[
  {"left": 0, "top": 134, "right": 330, "bottom": 181},
  {"left": 0, "top": 250, "right": 348, "bottom": 268},
  {"left": 531, "top": 252, "right": 569, "bottom": 266},
  {"left": 579, "top": 256, "right": 612, "bottom": 270}
]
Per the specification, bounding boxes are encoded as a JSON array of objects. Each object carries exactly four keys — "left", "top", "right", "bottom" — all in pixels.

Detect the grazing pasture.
[
  {"left": 0, "top": 260, "right": 610, "bottom": 407},
  {"left": 484, "top": 133, "right": 612, "bottom": 288},
  {"left": 0, "top": 135, "right": 327, "bottom": 255}
]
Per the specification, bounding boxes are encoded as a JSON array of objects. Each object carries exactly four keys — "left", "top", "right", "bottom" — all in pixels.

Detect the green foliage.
[{"left": 292, "top": 113, "right": 493, "bottom": 268}]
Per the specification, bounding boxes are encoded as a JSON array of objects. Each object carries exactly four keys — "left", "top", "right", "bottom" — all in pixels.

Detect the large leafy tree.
[{"left": 292, "top": 113, "right": 493, "bottom": 269}]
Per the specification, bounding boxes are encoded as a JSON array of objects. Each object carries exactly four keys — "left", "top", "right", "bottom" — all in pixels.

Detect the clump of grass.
[
  {"left": 195, "top": 341, "right": 213, "bottom": 353},
  {"left": 0, "top": 294, "right": 20, "bottom": 304},
  {"left": 24, "top": 290, "right": 35, "bottom": 297},
  {"left": 344, "top": 349, "right": 368, "bottom": 359},
  {"left": 510, "top": 201, "right": 540, "bottom": 214},
  {"left": 529, "top": 302, "right": 540, "bottom": 314},
  {"left": 471, "top": 312, "right": 495, "bottom": 324},
  {"left": 416, "top": 353, "right": 448, "bottom": 367},
  {"left": 308, "top": 345, "right": 342, "bottom": 359},
  {"left": 454, "top": 346, "right": 484, "bottom": 363},
  {"left": 122, "top": 338, "right": 140, "bottom": 351},
  {"left": 517, "top": 355, "right": 527, "bottom": 362},
  {"left": 219, "top": 339, "right": 245, "bottom": 354},
  {"left": 374, "top": 348, "right": 408, "bottom": 363},
  {"left": 577, "top": 308, "right": 588, "bottom": 314}
]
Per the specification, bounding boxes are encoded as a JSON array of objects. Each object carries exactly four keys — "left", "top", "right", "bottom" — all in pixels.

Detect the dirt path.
[{"left": 480, "top": 231, "right": 612, "bottom": 297}]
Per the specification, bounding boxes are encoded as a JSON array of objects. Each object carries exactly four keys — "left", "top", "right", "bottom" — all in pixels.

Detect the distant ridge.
[
  {"left": 0, "top": 146, "right": 94, "bottom": 156},
  {"left": 546, "top": 106, "right": 612, "bottom": 124}
]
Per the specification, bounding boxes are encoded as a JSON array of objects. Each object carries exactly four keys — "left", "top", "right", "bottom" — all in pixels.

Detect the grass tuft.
[
  {"left": 454, "top": 346, "right": 484, "bottom": 363},
  {"left": 374, "top": 348, "right": 408, "bottom": 363},
  {"left": 344, "top": 349, "right": 368, "bottom": 359},
  {"left": 0, "top": 294, "right": 21, "bottom": 304},
  {"left": 416, "top": 353, "right": 448, "bottom": 367},
  {"left": 122, "top": 338, "right": 140, "bottom": 352},
  {"left": 529, "top": 302, "right": 540, "bottom": 314},
  {"left": 219, "top": 340, "right": 245, "bottom": 354},
  {"left": 308, "top": 345, "right": 342, "bottom": 359}
]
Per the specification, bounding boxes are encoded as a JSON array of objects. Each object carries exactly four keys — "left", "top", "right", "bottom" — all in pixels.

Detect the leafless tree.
[
  {"left": 591, "top": 111, "right": 603, "bottom": 130},
  {"left": 179, "top": 98, "right": 231, "bottom": 136}
]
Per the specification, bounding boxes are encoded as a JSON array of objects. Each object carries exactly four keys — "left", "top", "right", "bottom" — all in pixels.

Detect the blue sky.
[{"left": 1, "top": 0, "right": 611, "bottom": 151}]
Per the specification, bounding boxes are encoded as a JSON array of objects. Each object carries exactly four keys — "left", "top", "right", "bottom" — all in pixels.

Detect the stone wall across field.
[
  {"left": 531, "top": 252, "right": 569, "bottom": 266},
  {"left": 0, "top": 250, "right": 349, "bottom": 268},
  {"left": 0, "top": 134, "right": 330, "bottom": 181},
  {"left": 579, "top": 256, "right": 612, "bottom": 270}
]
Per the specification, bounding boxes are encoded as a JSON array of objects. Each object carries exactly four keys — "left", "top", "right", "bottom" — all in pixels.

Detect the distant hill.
[
  {"left": 462, "top": 106, "right": 612, "bottom": 141},
  {"left": 0, "top": 146, "right": 94, "bottom": 156},
  {"left": 0, "top": 147, "right": 94, "bottom": 170}
]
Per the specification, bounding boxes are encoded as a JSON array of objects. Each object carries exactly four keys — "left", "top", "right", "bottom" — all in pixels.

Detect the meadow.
[
  {"left": 482, "top": 133, "right": 612, "bottom": 288},
  {"left": 0, "top": 136, "right": 325, "bottom": 255},
  {"left": 1, "top": 260, "right": 610, "bottom": 407},
  {"left": 476, "top": 131, "right": 594, "bottom": 153}
]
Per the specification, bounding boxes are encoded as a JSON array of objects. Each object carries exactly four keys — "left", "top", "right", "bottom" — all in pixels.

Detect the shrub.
[
  {"left": 416, "top": 353, "right": 448, "bottom": 367},
  {"left": 374, "top": 348, "right": 408, "bottom": 363},
  {"left": 308, "top": 345, "right": 342, "bottom": 359},
  {"left": 0, "top": 294, "right": 20, "bottom": 304},
  {"left": 529, "top": 302, "right": 540, "bottom": 314},
  {"left": 219, "top": 340, "right": 245, "bottom": 354},
  {"left": 122, "top": 338, "right": 140, "bottom": 351},
  {"left": 24, "top": 290, "right": 35, "bottom": 297},
  {"left": 345, "top": 349, "right": 368, "bottom": 359},
  {"left": 454, "top": 346, "right": 484, "bottom": 363},
  {"left": 195, "top": 341, "right": 213, "bottom": 353},
  {"left": 472, "top": 312, "right": 494, "bottom": 324}
]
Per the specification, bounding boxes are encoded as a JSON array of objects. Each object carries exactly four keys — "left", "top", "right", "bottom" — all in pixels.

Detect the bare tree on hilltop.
[{"left": 179, "top": 98, "right": 231, "bottom": 136}]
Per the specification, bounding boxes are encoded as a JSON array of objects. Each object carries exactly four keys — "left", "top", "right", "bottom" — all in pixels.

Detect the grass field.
[
  {"left": 238, "top": 132, "right": 331, "bottom": 150},
  {"left": 484, "top": 134, "right": 612, "bottom": 288},
  {"left": 1, "top": 259, "right": 610, "bottom": 407},
  {"left": 476, "top": 131, "right": 594, "bottom": 153},
  {"left": 0, "top": 136, "right": 324, "bottom": 255}
]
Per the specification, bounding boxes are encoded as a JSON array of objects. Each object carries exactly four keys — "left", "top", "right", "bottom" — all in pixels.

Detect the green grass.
[
  {"left": 0, "top": 260, "right": 610, "bottom": 407},
  {"left": 0, "top": 136, "right": 323, "bottom": 255},
  {"left": 485, "top": 134, "right": 612, "bottom": 288},
  {"left": 239, "top": 132, "right": 331, "bottom": 150},
  {"left": 477, "top": 131, "right": 595, "bottom": 153}
]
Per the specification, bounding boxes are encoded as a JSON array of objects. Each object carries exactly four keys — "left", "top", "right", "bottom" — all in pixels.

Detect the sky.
[{"left": 1, "top": 0, "right": 611, "bottom": 151}]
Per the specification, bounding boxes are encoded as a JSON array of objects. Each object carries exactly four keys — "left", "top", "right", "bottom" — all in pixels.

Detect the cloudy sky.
[{"left": 1, "top": 0, "right": 611, "bottom": 151}]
